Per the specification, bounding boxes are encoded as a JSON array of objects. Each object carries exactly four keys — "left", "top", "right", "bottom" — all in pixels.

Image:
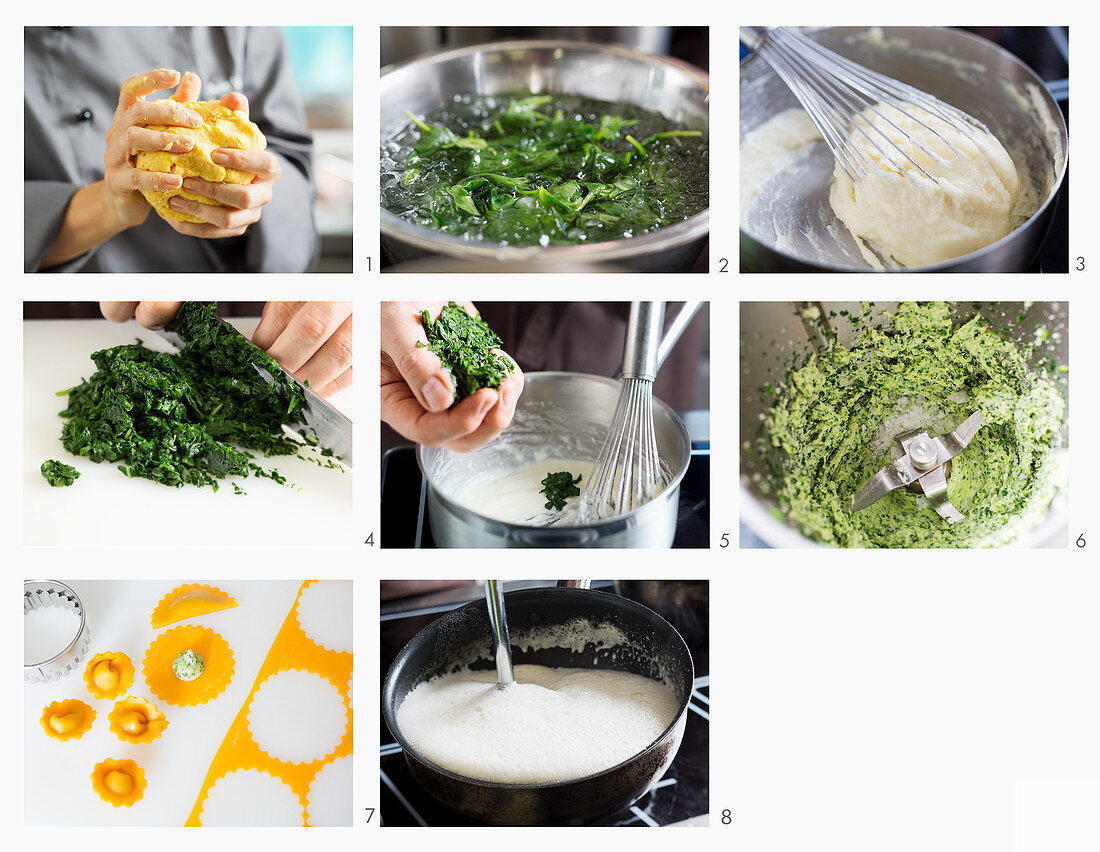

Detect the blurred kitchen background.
[
  {"left": 284, "top": 26, "right": 353, "bottom": 272},
  {"left": 382, "top": 27, "right": 708, "bottom": 71}
]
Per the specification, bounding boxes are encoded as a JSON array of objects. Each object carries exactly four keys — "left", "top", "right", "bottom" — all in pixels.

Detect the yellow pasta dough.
[
  {"left": 40, "top": 699, "right": 96, "bottom": 742},
  {"left": 151, "top": 583, "right": 237, "bottom": 629},
  {"left": 134, "top": 99, "right": 266, "bottom": 224},
  {"left": 144, "top": 625, "right": 234, "bottom": 707},
  {"left": 91, "top": 758, "right": 146, "bottom": 807},
  {"left": 108, "top": 696, "right": 169, "bottom": 744},
  {"left": 83, "top": 651, "right": 134, "bottom": 700}
]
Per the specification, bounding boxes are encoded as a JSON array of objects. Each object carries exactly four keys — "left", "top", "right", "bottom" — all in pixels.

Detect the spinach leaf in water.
[
  {"left": 56, "top": 302, "right": 332, "bottom": 492},
  {"left": 539, "top": 471, "right": 582, "bottom": 511},
  {"left": 41, "top": 459, "right": 80, "bottom": 487},
  {"left": 419, "top": 302, "right": 515, "bottom": 400},
  {"left": 382, "top": 94, "right": 708, "bottom": 246}
]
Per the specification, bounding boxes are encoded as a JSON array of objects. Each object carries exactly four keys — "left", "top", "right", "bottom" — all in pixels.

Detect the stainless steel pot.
[
  {"left": 740, "top": 302, "right": 1069, "bottom": 547},
  {"left": 418, "top": 372, "right": 691, "bottom": 547},
  {"left": 382, "top": 586, "right": 694, "bottom": 825},
  {"left": 381, "top": 40, "right": 709, "bottom": 272},
  {"left": 740, "top": 27, "right": 1068, "bottom": 272}
]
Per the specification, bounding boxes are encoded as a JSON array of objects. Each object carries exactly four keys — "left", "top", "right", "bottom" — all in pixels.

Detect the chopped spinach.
[
  {"left": 539, "top": 471, "right": 582, "bottom": 511},
  {"left": 41, "top": 459, "right": 80, "bottom": 487},
  {"left": 419, "top": 302, "right": 515, "bottom": 400},
  {"left": 381, "top": 93, "right": 708, "bottom": 246},
  {"left": 56, "top": 301, "right": 331, "bottom": 492}
]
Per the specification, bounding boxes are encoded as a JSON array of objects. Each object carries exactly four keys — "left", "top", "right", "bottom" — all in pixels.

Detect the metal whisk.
[
  {"left": 741, "top": 26, "right": 983, "bottom": 183},
  {"left": 576, "top": 302, "right": 667, "bottom": 524}
]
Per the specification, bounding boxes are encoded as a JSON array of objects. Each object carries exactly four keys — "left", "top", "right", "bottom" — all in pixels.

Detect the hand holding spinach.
[{"left": 380, "top": 301, "right": 523, "bottom": 453}]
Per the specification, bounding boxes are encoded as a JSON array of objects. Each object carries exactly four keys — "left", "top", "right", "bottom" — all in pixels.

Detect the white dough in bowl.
[{"left": 829, "top": 104, "right": 1026, "bottom": 268}]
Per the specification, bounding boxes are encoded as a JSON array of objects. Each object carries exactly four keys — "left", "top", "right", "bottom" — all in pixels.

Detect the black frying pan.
[{"left": 382, "top": 587, "right": 694, "bottom": 825}]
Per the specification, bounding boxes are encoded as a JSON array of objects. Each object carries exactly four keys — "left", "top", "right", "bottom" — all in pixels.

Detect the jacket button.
[{"left": 76, "top": 108, "right": 94, "bottom": 122}]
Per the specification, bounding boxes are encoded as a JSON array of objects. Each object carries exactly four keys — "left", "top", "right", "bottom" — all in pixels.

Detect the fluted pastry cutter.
[
  {"left": 847, "top": 411, "right": 985, "bottom": 524},
  {"left": 24, "top": 580, "right": 91, "bottom": 682}
]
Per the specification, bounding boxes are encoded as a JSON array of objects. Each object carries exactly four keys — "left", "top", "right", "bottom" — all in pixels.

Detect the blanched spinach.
[
  {"left": 539, "top": 471, "right": 582, "bottom": 511},
  {"left": 56, "top": 302, "right": 328, "bottom": 492},
  {"left": 381, "top": 94, "right": 708, "bottom": 246},
  {"left": 41, "top": 459, "right": 80, "bottom": 487},
  {"left": 419, "top": 302, "right": 514, "bottom": 400}
]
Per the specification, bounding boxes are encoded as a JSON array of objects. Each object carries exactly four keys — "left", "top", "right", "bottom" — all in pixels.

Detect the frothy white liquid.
[{"left": 395, "top": 664, "right": 679, "bottom": 784}]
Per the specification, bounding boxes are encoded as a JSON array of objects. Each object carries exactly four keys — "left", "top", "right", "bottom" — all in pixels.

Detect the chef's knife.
[{"left": 154, "top": 326, "right": 353, "bottom": 466}]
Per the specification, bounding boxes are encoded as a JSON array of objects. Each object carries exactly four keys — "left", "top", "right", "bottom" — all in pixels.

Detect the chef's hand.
[
  {"left": 104, "top": 68, "right": 205, "bottom": 229},
  {"left": 39, "top": 69, "right": 210, "bottom": 268},
  {"left": 100, "top": 301, "right": 353, "bottom": 398},
  {"left": 158, "top": 80, "right": 282, "bottom": 239},
  {"left": 100, "top": 301, "right": 183, "bottom": 329},
  {"left": 251, "top": 302, "right": 352, "bottom": 398},
  {"left": 380, "top": 301, "right": 523, "bottom": 452}
]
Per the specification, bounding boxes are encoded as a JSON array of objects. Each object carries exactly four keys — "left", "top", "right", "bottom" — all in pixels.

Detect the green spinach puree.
[
  {"left": 759, "top": 302, "right": 1066, "bottom": 548},
  {"left": 381, "top": 93, "right": 709, "bottom": 246}
]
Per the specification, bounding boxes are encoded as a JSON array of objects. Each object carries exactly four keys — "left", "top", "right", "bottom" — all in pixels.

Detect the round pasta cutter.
[
  {"left": 847, "top": 411, "right": 985, "bottom": 524},
  {"left": 24, "top": 580, "right": 91, "bottom": 682}
]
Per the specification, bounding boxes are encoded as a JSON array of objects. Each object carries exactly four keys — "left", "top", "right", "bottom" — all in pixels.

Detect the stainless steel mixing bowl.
[
  {"left": 381, "top": 40, "right": 710, "bottom": 272},
  {"left": 740, "top": 27, "right": 1068, "bottom": 272},
  {"left": 740, "top": 302, "right": 1069, "bottom": 547},
  {"left": 418, "top": 372, "right": 691, "bottom": 547}
]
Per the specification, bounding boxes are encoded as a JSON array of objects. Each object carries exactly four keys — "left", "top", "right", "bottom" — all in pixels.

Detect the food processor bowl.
[{"left": 740, "top": 301, "right": 1069, "bottom": 547}]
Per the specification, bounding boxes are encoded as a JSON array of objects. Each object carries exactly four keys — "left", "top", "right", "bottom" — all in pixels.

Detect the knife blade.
[{"left": 154, "top": 326, "right": 353, "bottom": 466}]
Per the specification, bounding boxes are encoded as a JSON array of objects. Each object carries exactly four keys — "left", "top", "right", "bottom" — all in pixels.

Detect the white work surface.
[
  {"left": 22, "top": 319, "right": 353, "bottom": 547},
  {"left": 24, "top": 579, "right": 353, "bottom": 826}
]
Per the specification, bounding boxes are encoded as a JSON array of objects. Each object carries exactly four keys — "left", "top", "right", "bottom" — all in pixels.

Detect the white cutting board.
[
  {"left": 23, "top": 579, "right": 353, "bottom": 826},
  {"left": 23, "top": 319, "right": 353, "bottom": 547}
]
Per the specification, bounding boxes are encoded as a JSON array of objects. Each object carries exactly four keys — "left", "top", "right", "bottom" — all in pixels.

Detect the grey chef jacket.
[{"left": 25, "top": 27, "right": 319, "bottom": 273}]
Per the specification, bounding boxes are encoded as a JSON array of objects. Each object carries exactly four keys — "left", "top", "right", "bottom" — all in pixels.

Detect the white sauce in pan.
[
  {"left": 395, "top": 664, "right": 679, "bottom": 784},
  {"left": 451, "top": 459, "right": 592, "bottom": 526}
]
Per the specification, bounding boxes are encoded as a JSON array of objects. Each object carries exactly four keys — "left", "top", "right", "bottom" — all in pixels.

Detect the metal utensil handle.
[
  {"left": 656, "top": 301, "right": 703, "bottom": 372},
  {"left": 622, "top": 302, "right": 665, "bottom": 381},
  {"left": 739, "top": 27, "right": 765, "bottom": 51},
  {"left": 484, "top": 580, "right": 515, "bottom": 686}
]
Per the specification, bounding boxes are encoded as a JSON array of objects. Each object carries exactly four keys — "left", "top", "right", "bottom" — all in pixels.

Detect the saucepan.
[
  {"left": 740, "top": 27, "right": 1068, "bottom": 272},
  {"left": 382, "top": 586, "right": 694, "bottom": 825},
  {"left": 381, "top": 40, "right": 710, "bottom": 271},
  {"left": 417, "top": 372, "right": 692, "bottom": 548}
]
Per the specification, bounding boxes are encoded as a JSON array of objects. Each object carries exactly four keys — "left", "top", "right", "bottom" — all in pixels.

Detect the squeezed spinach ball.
[{"left": 760, "top": 302, "right": 1066, "bottom": 548}]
